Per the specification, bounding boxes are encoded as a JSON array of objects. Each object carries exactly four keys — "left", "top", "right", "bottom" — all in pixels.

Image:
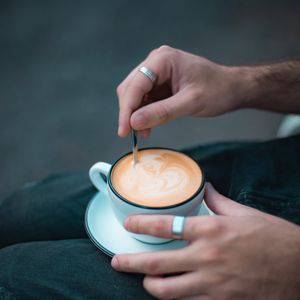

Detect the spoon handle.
[{"left": 131, "top": 130, "right": 139, "bottom": 164}]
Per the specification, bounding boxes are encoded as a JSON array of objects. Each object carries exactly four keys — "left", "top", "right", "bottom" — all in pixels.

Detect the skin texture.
[
  {"left": 115, "top": 46, "right": 300, "bottom": 299},
  {"left": 117, "top": 45, "right": 241, "bottom": 137},
  {"left": 111, "top": 183, "right": 300, "bottom": 300},
  {"left": 117, "top": 46, "right": 300, "bottom": 137}
]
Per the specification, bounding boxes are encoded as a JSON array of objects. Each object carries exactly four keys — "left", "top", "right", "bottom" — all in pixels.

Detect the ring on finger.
[
  {"left": 172, "top": 216, "right": 186, "bottom": 239},
  {"left": 139, "top": 66, "right": 158, "bottom": 83}
]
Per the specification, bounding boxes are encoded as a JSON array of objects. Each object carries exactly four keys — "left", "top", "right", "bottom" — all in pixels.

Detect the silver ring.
[
  {"left": 139, "top": 66, "right": 157, "bottom": 83},
  {"left": 172, "top": 216, "right": 185, "bottom": 238}
]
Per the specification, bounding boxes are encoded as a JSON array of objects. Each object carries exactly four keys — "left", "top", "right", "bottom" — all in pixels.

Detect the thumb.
[
  {"left": 205, "top": 182, "right": 262, "bottom": 217},
  {"left": 130, "top": 91, "right": 190, "bottom": 130}
]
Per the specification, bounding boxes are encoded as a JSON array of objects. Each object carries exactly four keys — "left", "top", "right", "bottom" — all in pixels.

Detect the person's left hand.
[{"left": 111, "top": 183, "right": 300, "bottom": 300}]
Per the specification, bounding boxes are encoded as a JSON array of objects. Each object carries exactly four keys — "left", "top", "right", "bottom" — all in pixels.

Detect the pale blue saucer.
[{"left": 85, "top": 192, "right": 213, "bottom": 257}]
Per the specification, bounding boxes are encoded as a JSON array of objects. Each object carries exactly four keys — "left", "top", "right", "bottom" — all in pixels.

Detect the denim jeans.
[{"left": 1, "top": 135, "right": 300, "bottom": 299}]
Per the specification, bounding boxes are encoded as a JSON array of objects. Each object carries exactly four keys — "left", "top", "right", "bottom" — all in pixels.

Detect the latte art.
[
  {"left": 111, "top": 149, "right": 202, "bottom": 207},
  {"left": 123, "top": 154, "right": 189, "bottom": 196}
]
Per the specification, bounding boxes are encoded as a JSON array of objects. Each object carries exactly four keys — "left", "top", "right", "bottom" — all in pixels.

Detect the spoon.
[{"left": 131, "top": 130, "right": 139, "bottom": 165}]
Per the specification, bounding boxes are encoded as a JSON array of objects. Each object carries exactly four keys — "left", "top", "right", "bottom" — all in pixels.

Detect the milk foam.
[{"left": 111, "top": 149, "right": 202, "bottom": 207}]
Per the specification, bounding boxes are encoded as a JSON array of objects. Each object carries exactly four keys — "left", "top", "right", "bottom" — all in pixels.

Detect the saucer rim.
[
  {"left": 85, "top": 198, "right": 115, "bottom": 257},
  {"left": 85, "top": 193, "right": 215, "bottom": 257},
  {"left": 84, "top": 196, "right": 182, "bottom": 257}
]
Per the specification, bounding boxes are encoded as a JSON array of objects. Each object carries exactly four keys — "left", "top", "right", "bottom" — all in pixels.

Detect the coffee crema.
[{"left": 111, "top": 149, "right": 202, "bottom": 207}]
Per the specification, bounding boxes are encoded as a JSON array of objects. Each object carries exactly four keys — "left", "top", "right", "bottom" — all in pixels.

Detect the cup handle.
[{"left": 89, "top": 162, "right": 112, "bottom": 195}]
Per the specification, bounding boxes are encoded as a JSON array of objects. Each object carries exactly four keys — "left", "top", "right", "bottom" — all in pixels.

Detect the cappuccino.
[{"left": 111, "top": 148, "right": 202, "bottom": 207}]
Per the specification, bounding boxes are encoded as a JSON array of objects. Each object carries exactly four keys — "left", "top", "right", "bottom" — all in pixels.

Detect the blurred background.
[{"left": 0, "top": 0, "right": 300, "bottom": 199}]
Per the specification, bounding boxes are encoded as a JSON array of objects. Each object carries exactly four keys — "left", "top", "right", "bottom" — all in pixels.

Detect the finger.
[
  {"left": 118, "top": 56, "right": 172, "bottom": 137},
  {"left": 124, "top": 214, "right": 215, "bottom": 241},
  {"left": 118, "top": 106, "right": 134, "bottom": 137},
  {"left": 118, "top": 55, "right": 172, "bottom": 136},
  {"left": 111, "top": 248, "right": 196, "bottom": 275},
  {"left": 143, "top": 273, "right": 208, "bottom": 300},
  {"left": 117, "top": 64, "right": 144, "bottom": 96},
  {"left": 130, "top": 90, "right": 192, "bottom": 130},
  {"left": 205, "top": 182, "right": 263, "bottom": 217},
  {"left": 116, "top": 48, "right": 160, "bottom": 94}
]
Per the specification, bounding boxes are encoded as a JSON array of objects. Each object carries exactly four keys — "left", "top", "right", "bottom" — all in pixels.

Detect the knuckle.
[
  {"left": 210, "top": 274, "right": 228, "bottom": 286},
  {"left": 135, "top": 218, "right": 143, "bottom": 233},
  {"left": 151, "top": 219, "right": 166, "bottom": 236},
  {"left": 145, "top": 258, "right": 160, "bottom": 274},
  {"left": 127, "top": 82, "right": 146, "bottom": 98},
  {"left": 155, "top": 103, "right": 170, "bottom": 123},
  {"left": 189, "top": 217, "right": 206, "bottom": 239},
  {"left": 149, "top": 48, "right": 159, "bottom": 57},
  {"left": 188, "top": 218, "right": 224, "bottom": 239},
  {"left": 202, "top": 219, "right": 224, "bottom": 236},
  {"left": 127, "top": 216, "right": 141, "bottom": 233},
  {"left": 187, "top": 89, "right": 203, "bottom": 111},
  {"left": 116, "top": 84, "right": 124, "bottom": 96},
  {"left": 149, "top": 45, "right": 174, "bottom": 58},
  {"left": 200, "top": 246, "right": 222, "bottom": 264},
  {"left": 212, "top": 218, "right": 224, "bottom": 233},
  {"left": 189, "top": 222, "right": 202, "bottom": 238},
  {"left": 157, "top": 45, "right": 173, "bottom": 54},
  {"left": 188, "top": 89, "right": 202, "bottom": 105}
]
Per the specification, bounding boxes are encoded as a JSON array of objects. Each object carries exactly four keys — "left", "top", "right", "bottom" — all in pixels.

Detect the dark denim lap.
[
  {"left": 0, "top": 172, "right": 96, "bottom": 249},
  {"left": 0, "top": 239, "right": 154, "bottom": 300},
  {"left": 184, "top": 134, "right": 300, "bottom": 225},
  {"left": 0, "top": 136, "right": 300, "bottom": 299}
]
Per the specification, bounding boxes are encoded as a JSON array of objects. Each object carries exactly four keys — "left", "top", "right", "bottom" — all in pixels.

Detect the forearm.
[{"left": 232, "top": 60, "right": 300, "bottom": 113}]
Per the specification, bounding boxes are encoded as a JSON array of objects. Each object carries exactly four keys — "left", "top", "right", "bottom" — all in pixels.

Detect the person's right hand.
[
  {"left": 117, "top": 45, "right": 246, "bottom": 137},
  {"left": 112, "top": 183, "right": 300, "bottom": 300}
]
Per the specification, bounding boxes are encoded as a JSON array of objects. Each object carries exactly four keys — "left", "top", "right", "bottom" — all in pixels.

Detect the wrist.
[{"left": 226, "top": 65, "right": 260, "bottom": 109}]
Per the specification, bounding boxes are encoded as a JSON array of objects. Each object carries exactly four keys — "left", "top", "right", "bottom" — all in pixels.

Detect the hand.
[
  {"left": 117, "top": 45, "right": 245, "bottom": 137},
  {"left": 111, "top": 183, "right": 300, "bottom": 300}
]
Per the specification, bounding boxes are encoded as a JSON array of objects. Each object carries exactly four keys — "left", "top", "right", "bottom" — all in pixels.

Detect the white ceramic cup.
[{"left": 89, "top": 148, "right": 205, "bottom": 244}]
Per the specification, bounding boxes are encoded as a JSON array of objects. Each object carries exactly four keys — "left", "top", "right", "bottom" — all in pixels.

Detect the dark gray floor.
[{"left": 0, "top": 0, "right": 300, "bottom": 199}]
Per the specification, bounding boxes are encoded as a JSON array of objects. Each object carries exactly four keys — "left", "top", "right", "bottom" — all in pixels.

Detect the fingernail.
[
  {"left": 111, "top": 256, "right": 120, "bottom": 270},
  {"left": 133, "top": 114, "right": 146, "bottom": 128}
]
